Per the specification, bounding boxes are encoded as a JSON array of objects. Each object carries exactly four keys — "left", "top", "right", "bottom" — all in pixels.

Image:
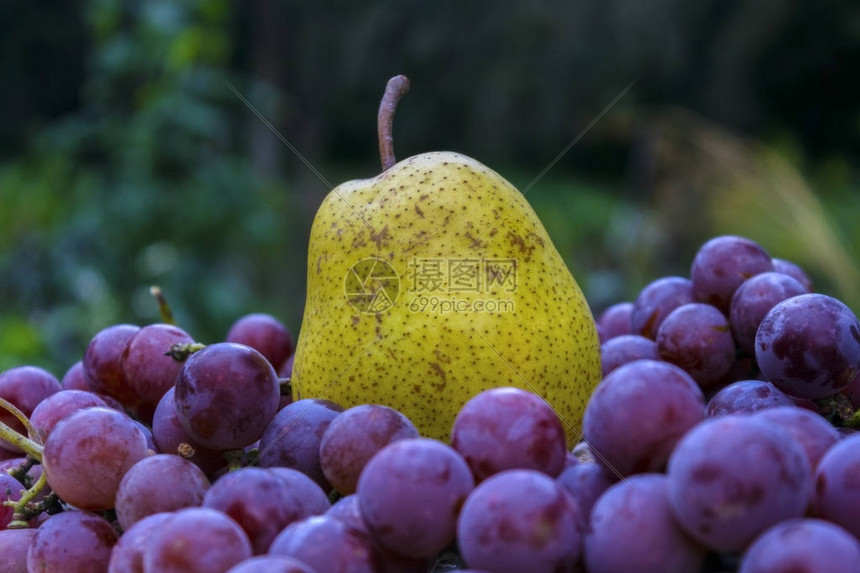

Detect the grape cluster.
[{"left": 0, "top": 234, "right": 859, "bottom": 573}]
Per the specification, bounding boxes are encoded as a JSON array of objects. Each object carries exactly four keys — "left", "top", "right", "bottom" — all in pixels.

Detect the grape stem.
[
  {"left": 378, "top": 75, "right": 410, "bottom": 171},
  {"left": 0, "top": 397, "right": 38, "bottom": 441},
  {"left": 150, "top": 285, "right": 176, "bottom": 325},
  {"left": 5, "top": 469, "right": 48, "bottom": 529},
  {"left": 165, "top": 342, "right": 207, "bottom": 362},
  {"left": 0, "top": 419, "right": 43, "bottom": 460}
]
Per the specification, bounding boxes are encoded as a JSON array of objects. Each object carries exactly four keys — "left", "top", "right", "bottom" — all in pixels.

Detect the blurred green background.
[{"left": 1, "top": 0, "right": 859, "bottom": 374}]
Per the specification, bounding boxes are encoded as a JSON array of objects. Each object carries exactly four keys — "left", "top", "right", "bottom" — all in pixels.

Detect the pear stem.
[{"left": 378, "top": 75, "right": 410, "bottom": 172}]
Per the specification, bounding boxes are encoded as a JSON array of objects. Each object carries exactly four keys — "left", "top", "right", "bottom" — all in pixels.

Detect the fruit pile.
[{"left": 0, "top": 233, "right": 858, "bottom": 573}]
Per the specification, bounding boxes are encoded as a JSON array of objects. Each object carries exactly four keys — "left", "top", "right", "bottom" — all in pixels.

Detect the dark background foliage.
[{"left": 1, "top": 0, "right": 858, "bottom": 372}]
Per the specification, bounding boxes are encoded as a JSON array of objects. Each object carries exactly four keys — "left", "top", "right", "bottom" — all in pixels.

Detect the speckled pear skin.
[{"left": 291, "top": 151, "right": 601, "bottom": 443}]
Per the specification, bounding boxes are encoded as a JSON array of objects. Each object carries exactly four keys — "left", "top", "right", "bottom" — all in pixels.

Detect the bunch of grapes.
[{"left": 1, "top": 234, "right": 859, "bottom": 573}]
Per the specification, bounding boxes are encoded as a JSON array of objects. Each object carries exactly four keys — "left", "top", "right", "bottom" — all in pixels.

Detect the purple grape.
[
  {"left": 599, "top": 334, "right": 659, "bottom": 377},
  {"left": 729, "top": 272, "right": 806, "bottom": 355},
  {"left": 772, "top": 257, "right": 813, "bottom": 292},
  {"left": 555, "top": 462, "right": 613, "bottom": 528},
  {"left": 657, "top": 303, "right": 736, "bottom": 388},
  {"left": 108, "top": 512, "right": 172, "bottom": 573},
  {"left": 174, "top": 343, "right": 280, "bottom": 450},
  {"left": 60, "top": 360, "right": 93, "bottom": 391},
  {"left": 226, "top": 556, "right": 319, "bottom": 573},
  {"left": 583, "top": 359, "right": 705, "bottom": 477},
  {"left": 226, "top": 313, "right": 294, "bottom": 372},
  {"left": 691, "top": 235, "right": 774, "bottom": 313},
  {"left": 203, "top": 467, "right": 329, "bottom": 554},
  {"left": 738, "top": 518, "right": 860, "bottom": 573},
  {"left": 319, "top": 404, "right": 418, "bottom": 495},
  {"left": 0, "top": 472, "right": 23, "bottom": 528},
  {"left": 756, "top": 293, "right": 860, "bottom": 399},
  {"left": 121, "top": 323, "right": 194, "bottom": 406},
  {"left": 0, "top": 366, "right": 61, "bottom": 452},
  {"left": 631, "top": 276, "right": 695, "bottom": 339},
  {"left": 115, "top": 454, "right": 210, "bottom": 530},
  {"left": 357, "top": 438, "right": 474, "bottom": 558},
  {"left": 143, "top": 507, "right": 252, "bottom": 573},
  {"left": 753, "top": 406, "right": 839, "bottom": 470},
  {"left": 812, "top": 434, "right": 860, "bottom": 538},
  {"left": 28, "top": 389, "right": 108, "bottom": 443},
  {"left": 27, "top": 510, "right": 118, "bottom": 572},
  {"left": 596, "top": 302, "right": 634, "bottom": 341},
  {"left": 705, "top": 380, "right": 795, "bottom": 417},
  {"left": 667, "top": 415, "right": 811, "bottom": 552},
  {"left": 42, "top": 406, "right": 148, "bottom": 510},
  {"left": 457, "top": 469, "right": 581, "bottom": 573},
  {"left": 584, "top": 474, "right": 706, "bottom": 573},
  {"left": 0, "top": 528, "right": 36, "bottom": 573},
  {"left": 267, "top": 467, "right": 332, "bottom": 516},
  {"left": 268, "top": 515, "right": 382, "bottom": 573},
  {"left": 83, "top": 323, "right": 141, "bottom": 405},
  {"left": 257, "top": 398, "right": 342, "bottom": 490},
  {"left": 325, "top": 494, "right": 369, "bottom": 535},
  {"left": 152, "top": 387, "right": 225, "bottom": 475},
  {"left": 451, "top": 387, "right": 567, "bottom": 482}
]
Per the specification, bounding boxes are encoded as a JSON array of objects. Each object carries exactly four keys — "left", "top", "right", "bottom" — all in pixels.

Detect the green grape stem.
[
  {"left": 0, "top": 419, "right": 43, "bottom": 461},
  {"left": 0, "top": 397, "right": 39, "bottom": 441},
  {"left": 150, "top": 285, "right": 177, "bottom": 325},
  {"left": 5, "top": 469, "right": 48, "bottom": 529},
  {"left": 165, "top": 342, "right": 207, "bottom": 362}
]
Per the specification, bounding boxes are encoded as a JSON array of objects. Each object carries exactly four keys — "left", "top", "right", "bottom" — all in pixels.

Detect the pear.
[{"left": 291, "top": 76, "right": 601, "bottom": 443}]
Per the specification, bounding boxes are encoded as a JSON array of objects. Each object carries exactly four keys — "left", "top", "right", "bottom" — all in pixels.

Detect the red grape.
[
  {"left": 152, "top": 386, "right": 225, "bottom": 475},
  {"left": 357, "top": 438, "right": 474, "bottom": 558},
  {"left": 555, "top": 461, "right": 613, "bottom": 528},
  {"left": 754, "top": 406, "right": 839, "bottom": 470},
  {"left": 83, "top": 324, "right": 140, "bottom": 405},
  {"left": 226, "top": 313, "right": 293, "bottom": 372},
  {"left": 812, "top": 434, "right": 860, "bottom": 538},
  {"left": 596, "top": 301, "right": 634, "bottom": 340},
  {"left": 60, "top": 360, "right": 93, "bottom": 391},
  {"left": 691, "top": 235, "right": 773, "bottom": 313},
  {"left": 268, "top": 515, "right": 382, "bottom": 572},
  {"left": 0, "top": 365, "right": 61, "bottom": 452},
  {"left": 174, "top": 342, "right": 280, "bottom": 450},
  {"left": 729, "top": 271, "right": 806, "bottom": 355},
  {"left": 631, "top": 276, "right": 694, "bottom": 339},
  {"left": 319, "top": 404, "right": 418, "bottom": 495},
  {"left": 42, "top": 406, "right": 148, "bottom": 510},
  {"left": 771, "top": 257, "right": 813, "bottom": 292},
  {"left": 705, "top": 380, "right": 795, "bottom": 417},
  {"left": 457, "top": 469, "right": 581, "bottom": 573},
  {"left": 0, "top": 472, "right": 23, "bottom": 528},
  {"left": 0, "top": 528, "right": 36, "bottom": 573},
  {"left": 738, "top": 518, "right": 860, "bottom": 573},
  {"left": 226, "top": 556, "right": 319, "bottom": 573},
  {"left": 28, "top": 389, "right": 108, "bottom": 443},
  {"left": 599, "top": 334, "right": 658, "bottom": 376},
  {"left": 107, "top": 512, "right": 172, "bottom": 573},
  {"left": 27, "top": 510, "right": 118, "bottom": 573},
  {"left": 121, "top": 323, "right": 194, "bottom": 406}
]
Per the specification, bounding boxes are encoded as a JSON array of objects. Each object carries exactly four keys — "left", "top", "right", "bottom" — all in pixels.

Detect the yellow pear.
[{"left": 291, "top": 76, "right": 600, "bottom": 443}]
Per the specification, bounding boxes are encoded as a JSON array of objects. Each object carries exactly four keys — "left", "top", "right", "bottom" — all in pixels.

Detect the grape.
[
  {"left": 226, "top": 313, "right": 293, "bottom": 372},
  {"left": 0, "top": 365, "right": 61, "bottom": 452},
  {"left": 666, "top": 415, "right": 811, "bottom": 552},
  {"left": 83, "top": 323, "right": 141, "bottom": 405},
  {"left": 596, "top": 302, "right": 634, "bottom": 341},
  {"left": 268, "top": 515, "right": 383, "bottom": 573},
  {"left": 143, "top": 507, "right": 252, "bottom": 573},
  {"left": 42, "top": 406, "right": 148, "bottom": 510},
  {"left": 772, "top": 257, "right": 813, "bottom": 292},
  {"left": 115, "top": 454, "right": 210, "bottom": 531},
  {"left": 174, "top": 343, "right": 280, "bottom": 450},
  {"left": 226, "top": 556, "right": 319, "bottom": 573},
  {"left": 756, "top": 293, "right": 860, "bottom": 399},
  {"left": 268, "top": 467, "right": 332, "bottom": 515},
  {"left": 657, "top": 303, "right": 736, "bottom": 388},
  {"left": 121, "top": 323, "right": 194, "bottom": 406},
  {"left": 691, "top": 235, "right": 773, "bottom": 313},
  {"left": 108, "top": 512, "right": 172, "bottom": 573},
  {"left": 61, "top": 360, "right": 93, "bottom": 391},
  {"left": 0, "top": 472, "right": 23, "bottom": 528},
  {"left": 27, "top": 510, "right": 118, "bottom": 573},
  {"left": 134, "top": 420, "right": 157, "bottom": 452},
  {"left": 0, "top": 528, "right": 37, "bottom": 573},
  {"left": 451, "top": 387, "right": 567, "bottom": 482},
  {"left": 729, "top": 271, "right": 806, "bottom": 355},
  {"left": 203, "top": 467, "right": 329, "bottom": 554},
  {"left": 583, "top": 359, "right": 705, "bottom": 477},
  {"left": 457, "top": 469, "right": 581, "bottom": 573},
  {"left": 705, "top": 380, "right": 795, "bottom": 417},
  {"left": 584, "top": 473, "right": 706, "bottom": 573},
  {"left": 357, "top": 438, "right": 474, "bottom": 558},
  {"left": 812, "top": 434, "right": 860, "bottom": 538},
  {"left": 319, "top": 404, "right": 418, "bottom": 495},
  {"left": 152, "top": 387, "right": 225, "bottom": 475},
  {"left": 257, "top": 398, "right": 342, "bottom": 490},
  {"left": 599, "top": 334, "right": 659, "bottom": 377},
  {"left": 556, "top": 461, "right": 613, "bottom": 528},
  {"left": 738, "top": 518, "right": 860, "bottom": 573},
  {"left": 28, "top": 389, "right": 108, "bottom": 443},
  {"left": 631, "top": 276, "right": 695, "bottom": 339},
  {"left": 325, "top": 494, "right": 369, "bottom": 534},
  {"left": 753, "top": 406, "right": 839, "bottom": 470}
]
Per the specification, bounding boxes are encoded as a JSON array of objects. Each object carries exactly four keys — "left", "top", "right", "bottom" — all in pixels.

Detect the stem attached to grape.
[
  {"left": 165, "top": 342, "right": 207, "bottom": 362},
  {"left": 150, "top": 285, "right": 177, "bottom": 325},
  {"left": 0, "top": 419, "right": 43, "bottom": 461},
  {"left": 0, "top": 397, "right": 39, "bottom": 441},
  {"left": 5, "top": 469, "right": 48, "bottom": 529},
  {"left": 378, "top": 75, "right": 410, "bottom": 172}
]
